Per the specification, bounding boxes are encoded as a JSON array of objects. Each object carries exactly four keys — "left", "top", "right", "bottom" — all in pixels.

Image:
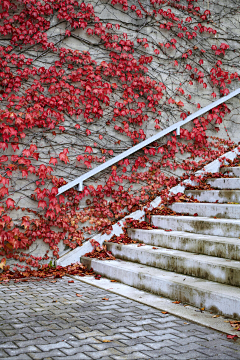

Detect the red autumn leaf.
[
  {"left": 59, "top": 149, "right": 69, "bottom": 164},
  {"left": 6, "top": 198, "right": 15, "bottom": 209},
  {"left": 49, "top": 157, "right": 58, "bottom": 166},
  {"left": 38, "top": 200, "right": 47, "bottom": 209},
  {"left": 0, "top": 155, "right": 8, "bottom": 163},
  {"left": 76, "top": 293, "right": 82, "bottom": 297},
  {"left": 102, "top": 297, "right": 109, "bottom": 300},
  {"left": 227, "top": 335, "right": 238, "bottom": 339},
  {"left": 68, "top": 280, "right": 74, "bottom": 283},
  {"left": 85, "top": 146, "right": 93, "bottom": 153}
]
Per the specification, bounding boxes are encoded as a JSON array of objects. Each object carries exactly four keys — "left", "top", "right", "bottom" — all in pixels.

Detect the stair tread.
[
  {"left": 107, "top": 242, "right": 240, "bottom": 269},
  {"left": 128, "top": 228, "right": 240, "bottom": 244},
  {"left": 185, "top": 189, "right": 240, "bottom": 193},
  {"left": 151, "top": 214, "right": 240, "bottom": 224},
  {"left": 171, "top": 203, "right": 240, "bottom": 208},
  {"left": 82, "top": 257, "right": 240, "bottom": 298}
]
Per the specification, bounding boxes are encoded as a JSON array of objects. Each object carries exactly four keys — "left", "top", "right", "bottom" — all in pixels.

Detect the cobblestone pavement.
[{"left": 0, "top": 277, "right": 240, "bottom": 360}]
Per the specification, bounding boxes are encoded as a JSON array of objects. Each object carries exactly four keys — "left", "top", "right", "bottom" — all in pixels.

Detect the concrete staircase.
[{"left": 81, "top": 166, "right": 240, "bottom": 319}]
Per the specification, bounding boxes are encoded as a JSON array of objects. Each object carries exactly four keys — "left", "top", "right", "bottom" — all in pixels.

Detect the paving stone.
[
  {"left": 84, "top": 347, "right": 124, "bottom": 359},
  {"left": 169, "top": 349, "right": 211, "bottom": 359},
  {"left": 144, "top": 339, "right": 177, "bottom": 350},
  {"left": 89, "top": 340, "right": 124, "bottom": 351},
  {"left": 61, "top": 344, "right": 97, "bottom": 355},
  {"left": 37, "top": 340, "right": 72, "bottom": 351},
  {"left": 112, "top": 351, "right": 149, "bottom": 359},
  {"left": 0, "top": 278, "right": 240, "bottom": 360},
  {"left": 116, "top": 343, "right": 151, "bottom": 354},
  {"left": 54, "top": 355, "right": 91, "bottom": 360},
  {"left": 5, "top": 345, "right": 39, "bottom": 356},
  {"left": 0, "top": 341, "right": 18, "bottom": 349},
  {"left": 2, "top": 355, "right": 33, "bottom": 360},
  {"left": 28, "top": 349, "right": 65, "bottom": 359},
  {"left": 142, "top": 347, "right": 180, "bottom": 358}
]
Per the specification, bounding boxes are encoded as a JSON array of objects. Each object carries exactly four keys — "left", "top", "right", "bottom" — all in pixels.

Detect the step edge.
[
  {"left": 106, "top": 242, "right": 240, "bottom": 269},
  {"left": 81, "top": 257, "right": 240, "bottom": 298}
]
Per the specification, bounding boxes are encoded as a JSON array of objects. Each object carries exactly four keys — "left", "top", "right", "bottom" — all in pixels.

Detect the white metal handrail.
[{"left": 57, "top": 88, "right": 240, "bottom": 195}]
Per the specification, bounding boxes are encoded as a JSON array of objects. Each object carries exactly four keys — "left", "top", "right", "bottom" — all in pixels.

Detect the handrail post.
[
  {"left": 78, "top": 182, "right": 83, "bottom": 192},
  {"left": 176, "top": 127, "right": 180, "bottom": 136}
]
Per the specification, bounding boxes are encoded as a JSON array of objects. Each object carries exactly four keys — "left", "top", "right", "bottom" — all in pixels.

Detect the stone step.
[
  {"left": 170, "top": 202, "right": 240, "bottom": 219},
  {"left": 105, "top": 242, "right": 240, "bottom": 286},
  {"left": 220, "top": 166, "right": 240, "bottom": 177},
  {"left": 185, "top": 189, "right": 240, "bottom": 203},
  {"left": 151, "top": 215, "right": 240, "bottom": 237},
  {"left": 81, "top": 257, "right": 240, "bottom": 319},
  {"left": 207, "top": 177, "right": 240, "bottom": 189},
  {"left": 127, "top": 228, "right": 240, "bottom": 261}
]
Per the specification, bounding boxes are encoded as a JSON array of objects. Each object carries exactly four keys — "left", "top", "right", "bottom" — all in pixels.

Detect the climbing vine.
[{"left": 0, "top": 0, "right": 240, "bottom": 269}]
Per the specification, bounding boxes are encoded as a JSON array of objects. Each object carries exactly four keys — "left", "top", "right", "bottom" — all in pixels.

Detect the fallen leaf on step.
[
  {"left": 76, "top": 293, "right": 83, "bottom": 297},
  {"left": 102, "top": 340, "right": 111, "bottom": 342},
  {"left": 172, "top": 301, "right": 181, "bottom": 304},
  {"left": 161, "top": 311, "right": 168, "bottom": 314},
  {"left": 152, "top": 247, "right": 157, "bottom": 249},
  {"left": 212, "top": 315, "right": 220, "bottom": 318},
  {"left": 68, "top": 280, "right": 74, "bottom": 283},
  {"left": 110, "top": 280, "right": 117, "bottom": 282},
  {"left": 137, "top": 243, "right": 146, "bottom": 247},
  {"left": 102, "top": 297, "right": 109, "bottom": 300}
]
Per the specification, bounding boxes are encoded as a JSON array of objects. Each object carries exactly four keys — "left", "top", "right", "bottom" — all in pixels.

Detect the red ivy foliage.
[{"left": 0, "top": 0, "right": 239, "bottom": 269}]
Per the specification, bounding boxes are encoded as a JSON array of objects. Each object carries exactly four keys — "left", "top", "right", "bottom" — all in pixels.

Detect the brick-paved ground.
[{"left": 0, "top": 277, "right": 240, "bottom": 360}]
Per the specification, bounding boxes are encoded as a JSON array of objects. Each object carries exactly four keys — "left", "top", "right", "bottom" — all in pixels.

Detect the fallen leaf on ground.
[
  {"left": 227, "top": 334, "right": 238, "bottom": 339},
  {"left": 0, "top": 259, "right": 6, "bottom": 270},
  {"left": 102, "top": 340, "right": 111, "bottom": 342},
  {"left": 172, "top": 301, "right": 181, "bottom": 304},
  {"left": 102, "top": 297, "right": 109, "bottom": 300},
  {"left": 161, "top": 311, "right": 168, "bottom": 314},
  {"left": 68, "top": 280, "right": 74, "bottom": 283},
  {"left": 152, "top": 247, "right": 157, "bottom": 249},
  {"left": 110, "top": 280, "right": 117, "bottom": 282},
  {"left": 76, "top": 294, "right": 83, "bottom": 297},
  {"left": 50, "top": 280, "right": 57, "bottom": 283},
  {"left": 212, "top": 315, "right": 220, "bottom": 318}
]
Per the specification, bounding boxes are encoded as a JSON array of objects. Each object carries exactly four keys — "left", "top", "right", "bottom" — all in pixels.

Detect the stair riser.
[
  {"left": 207, "top": 178, "right": 240, "bottom": 189},
  {"left": 106, "top": 243, "right": 240, "bottom": 286},
  {"left": 81, "top": 257, "right": 240, "bottom": 319},
  {"left": 151, "top": 216, "right": 240, "bottom": 237},
  {"left": 127, "top": 228, "right": 240, "bottom": 261},
  {"left": 221, "top": 167, "right": 240, "bottom": 177},
  {"left": 170, "top": 203, "right": 240, "bottom": 219},
  {"left": 185, "top": 190, "right": 240, "bottom": 203}
]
